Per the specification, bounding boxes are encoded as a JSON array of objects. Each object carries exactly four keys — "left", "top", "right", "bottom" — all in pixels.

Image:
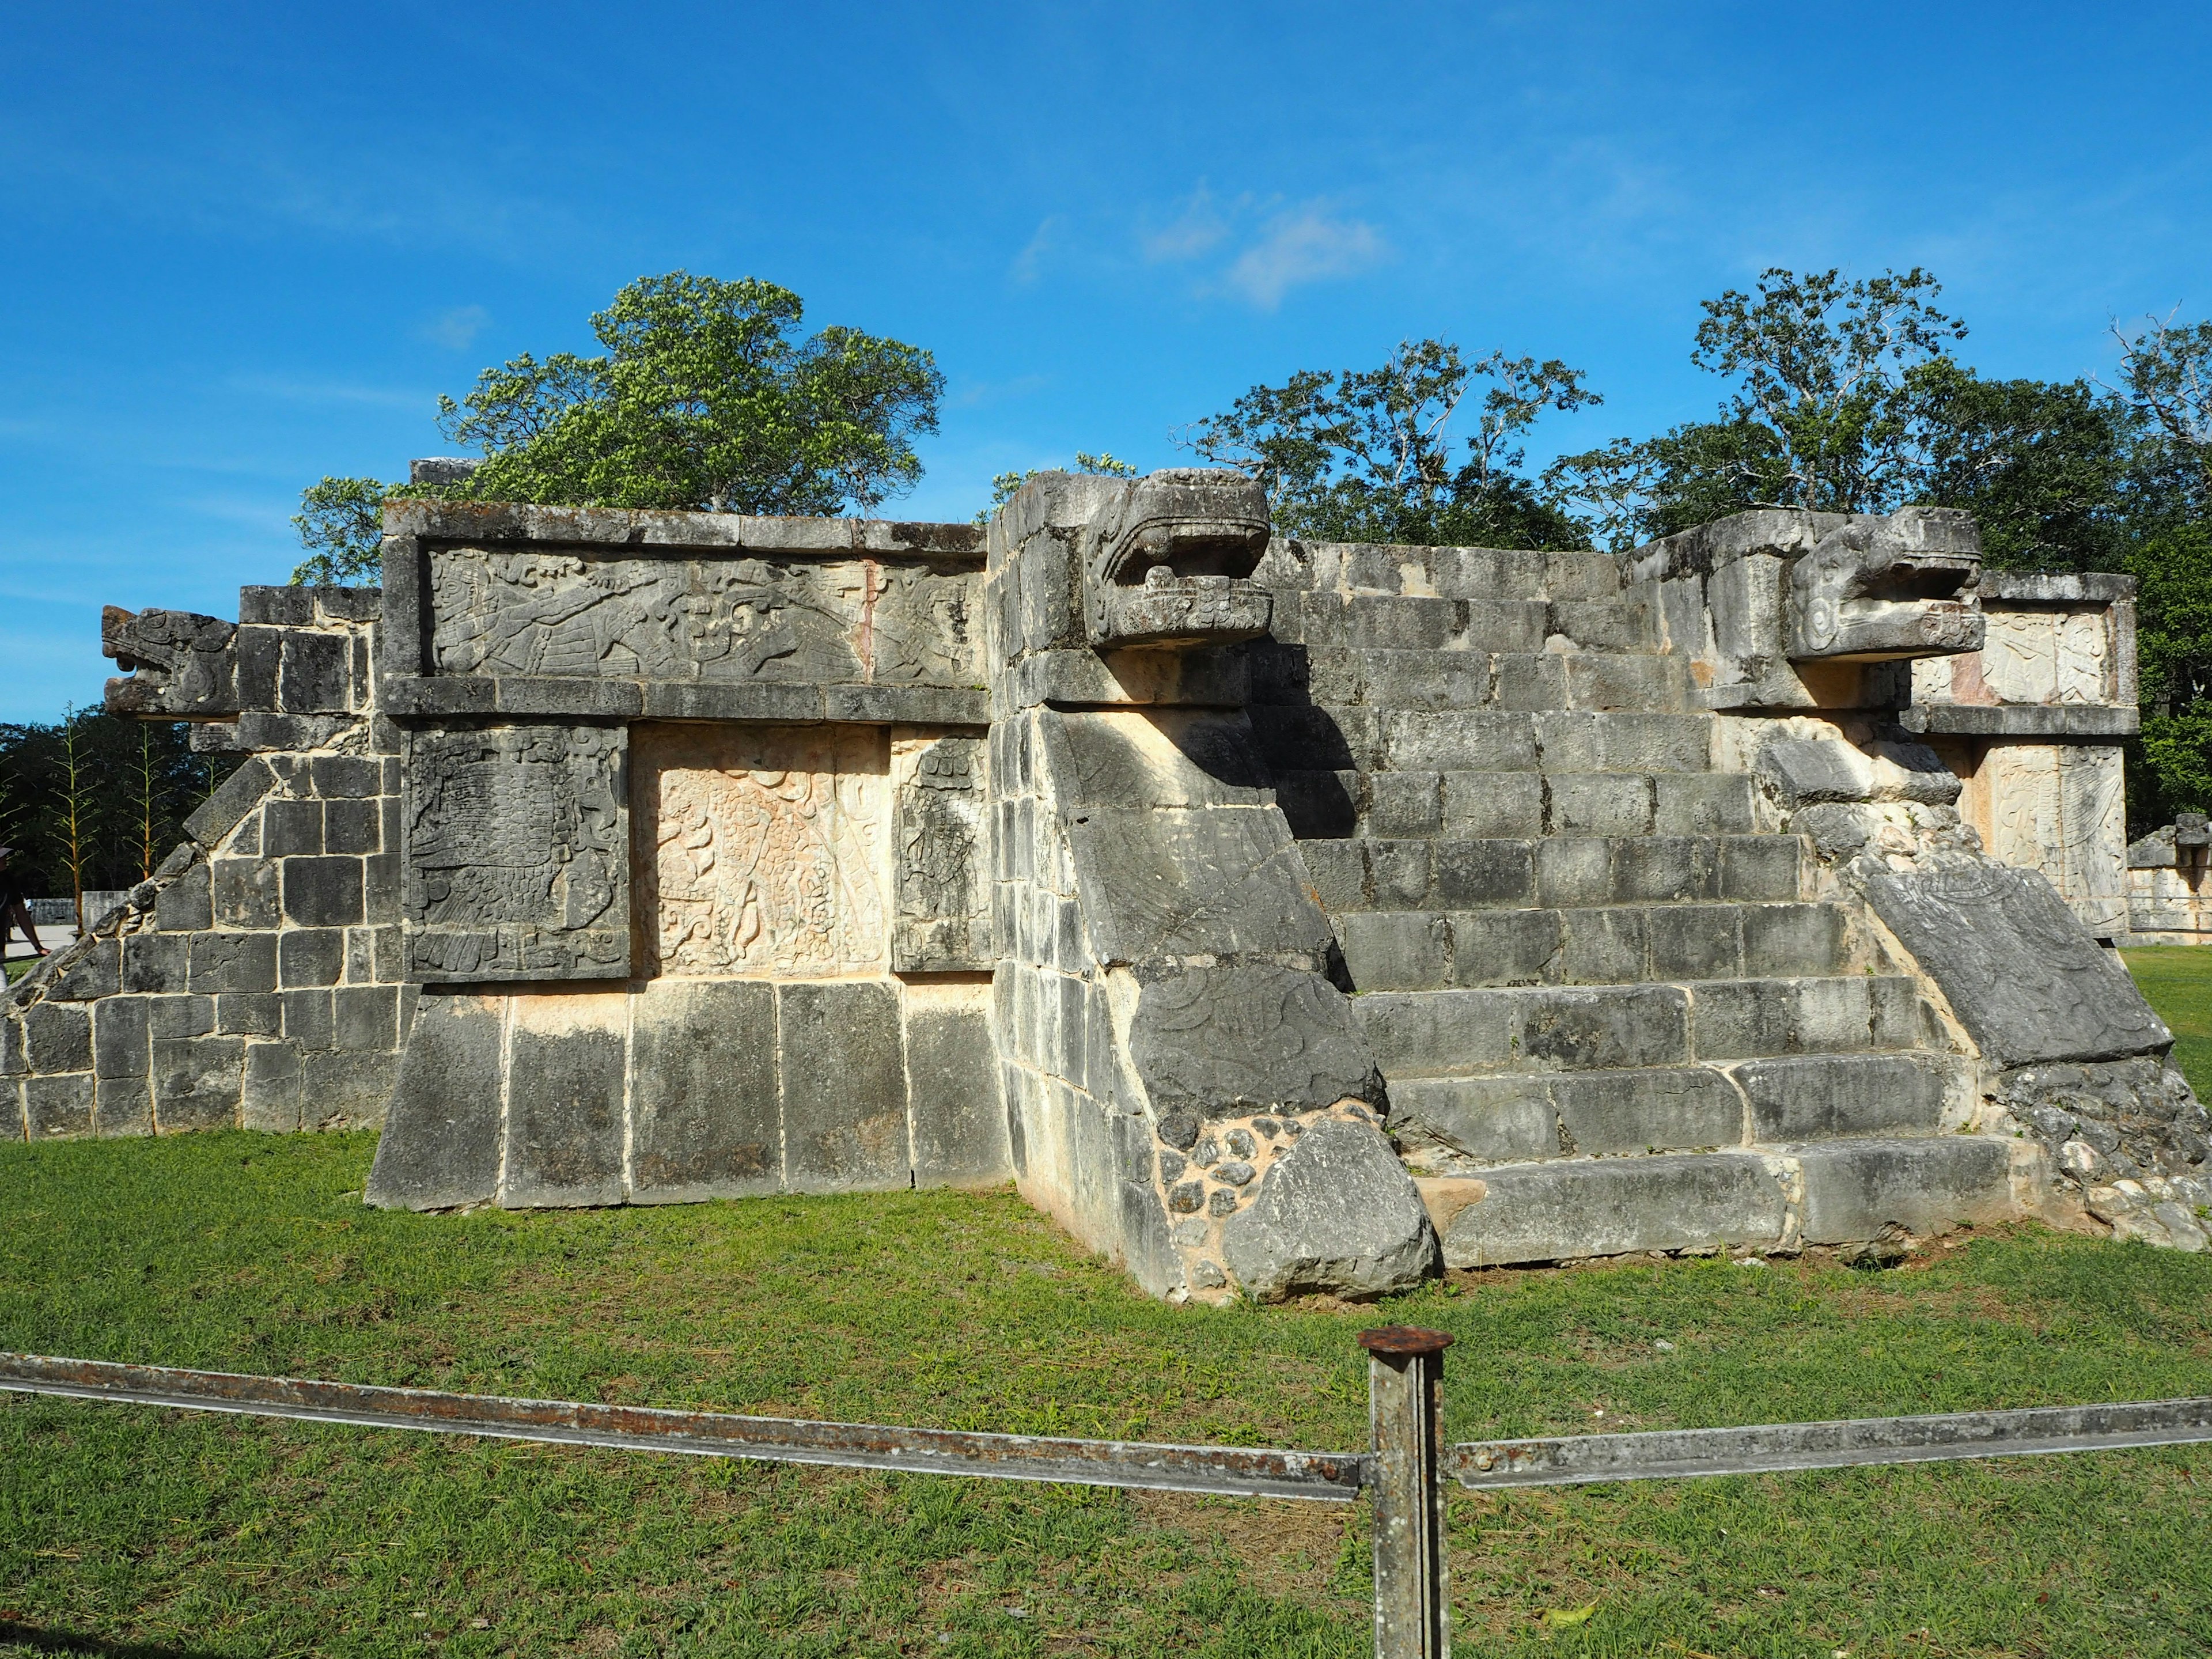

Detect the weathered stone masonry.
[{"left": 10, "top": 473, "right": 2211, "bottom": 1298}]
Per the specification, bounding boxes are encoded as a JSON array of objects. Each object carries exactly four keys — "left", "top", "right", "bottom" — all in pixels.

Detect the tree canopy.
[{"left": 293, "top": 272, "right": 944, "bottom": 584}]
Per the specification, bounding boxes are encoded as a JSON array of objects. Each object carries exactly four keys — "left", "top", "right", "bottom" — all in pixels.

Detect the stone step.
[
  {"left": 1273, "top": 769, "right": 1758, "bottom": 842},
  {"left": 1416, "top": 1135, "right": 2018, "bottom": 1266},
  {"left": 1299, "top": 834, "right": 1805, "bottom": 915},
  {"left": 1337, "top": 900, "right": 1849, "bottom": 991},
  {"left": 1388, "top": 1054, "right": 1958, "bottom": 1167},
  {"left": 1274, "top": 593, "right": 1657, "bottom": 656},
  {"left": 1249, "top": 706, "right": 1716, "bottom": 777},
  {"left": 1355, "top": 974, "right": 1928, "bottom": 1077},
  {"left": 1258, "top": 542, "right": 1625, "bottom": 604},
  {"left": 1250, "top": 647, "right": 1688, "bottom": 714}
]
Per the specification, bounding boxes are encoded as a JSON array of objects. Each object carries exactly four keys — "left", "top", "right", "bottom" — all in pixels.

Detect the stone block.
[
  {"left": 780, "top": 980, "right": 910, "bottom": 1192},
  {"left": 1791, "top": 976, "right": 1873, "bottom": 1053},
  {"left": 1551, "top": 1067, "right": 1744, "bottom": 1154},
  {"left": 1130, "top": 963, "right": 1380, "bottom": 1118},
  {"left": 1368, "top": 842, "right": 1431, "bottom": 908},
  {"left": 1040, "top": 709, "right": 1273, "bottom": 809},
  {"left": 185, "top": 757, "right": 275, "bottom": 849},
  {"left": 1688, "top": 979, "right": 1796, "bottom": 1060},
  {"left": 96, "top": 1074, "right": 153, "bottom": 1138},
  {"left": 1440, "top": 771, "right": 1546, "bottom": 839},
  {"left": 1384, "top": 711, "right": 1538, "bottom": 772},
  {"left": 1549, "top": 773, "right": 1655, "bottom": 836},
  {"left": 1435, "top": 1152, "right": 1788, "bottom": 1266},
  {"left": 1449, "top": 908, "right": 1560, "bottom": 987},
  {"left": 1862, "top": 850, "right": 2169, "bottom": 1067},
  {"left": 335, "top": 985, "right": 400, "bottom": 1051},
  {"left": 188, "top": 931, "right": 278, "bottom": 994},
  {"left": 23, "top": 1003, "right": 92, "bottom": 1073},
  {"left": 501, "top": 996, "right": 628, "bottom": 1207},
  {"left": 324, "top": 797, "right": 381, "bottom": 855},
  {"left": 1653, "top": 773, "right": 1757, "bottom": 835},
  {"left": 365, "top": 994, "right": 504, "bottom": 1209},
  {"left": 152, "top": 1035, "right": 245, "bottom": 1130},
  {"left": 1065, "top": 806, "right": 1333, "bottom": 965},
  {"left": 281, "top": 988, "right": 334, "bottom": 1050},
  {"left": 311, "top": 755, "right": 382, "bottom": 798},
  {"left": 240, "top": 586, "right": 314, "bottom": 626},
  {"left": 1274, "top": 770, "right": 1359, "bottom": 838},
  {"left": 1355, "top": 989, "right": 1514, "bottom": 1078},
  {"left": 121, "top": 932, "right": 190, "bottom": 994},
  {"left": 156, "top": 865, "right": 214, "bottom": 931},
  {"left": 1535, "top": 838, "right": 1612, "bottom": 908},
  {"left": 47, "top": 939, "right": 119, "bottom": 1001},
  {"left": 1741, "top": 903, "right": 1845, "bottom": 978},
  {"left": 1794, "top": 1137, "right": 2015, "bottom": 1243},
  {"left": 1646, "top": 905, "right": 1742, "bottom": 980},
  {"left": 1614, "top": 837, "right": 1721, "bottom": 904},
  {"left": 363, "top": 853, "right": 401, "bottom": 924},
  {"left": 262, "top": 798, "right": 324, "bottom": 857},
  {"left": 1433, "top": 840, "right": 1535, "bottom": 907},
  {"left": 1557, "top": 907, "right": 1646, "bottom": 984},
  {"left": 1514, "top": 984, "right": 1688, "bottom": 1070},
  {"left": 145, "top": 994, "right": 215, "bottom": 1040},
  {"left": 1734, "top": 1054, "right": 1946, "bottom": 1141},
  {"left": 628, "top": 980, "right": 781, "bottom": 1202},
  {"left": 25, "top": 1073, "right": 94, "bottom": 1139},
  {"left": 283, "top": 857, "right": 365, "bottom": 927},
  {"left": 1388, "top": 1076, "right": 1558, "bottom": 1162},
  {"left": 907, "top": 996, "right": 1012, "bottom": 1187},
  {"left": 279, "top": 928, "right": 346, "bottom": 988},
  {"left": 217, "top": 993, "right": 282, "bottom": 1036},
  {"left": 212, "top": 858, "right": 281, "bottom": 928},
  {"left": 1721, "top": 835, "right": 1805, "bottom": 901},
  {"left": 241, "top": 1039, "right": 303, "bottom": 1131},
  {"left": 1491, "top": 653, "right": 1571, "bottom": 711},
  {"left": 92, "top": 998, "right": 149, "bottom": 1077},
  {"left": 279, "top": 631, "right": 351, "bottom": 711},
  {"left": 301, "top": 1046, "right": 399, "bottom": 1130},
  {"left": 0, "top": 1015, "right": 18, "bottom": 1077},
  {"left": 1340, "top": 912, "right": 1450, "bottom": 991},
  {"left": 1219, "top": 1116, "right": 1437, "bottom": 1300}
]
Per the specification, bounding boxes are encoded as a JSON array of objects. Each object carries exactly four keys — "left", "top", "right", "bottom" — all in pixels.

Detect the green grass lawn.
[
  {"left": 1, "top": 948, "right": 2211, "bottom": 1653},
  {"left": 2123, "top": 945, "right": 2212, "bottom": 1099}
]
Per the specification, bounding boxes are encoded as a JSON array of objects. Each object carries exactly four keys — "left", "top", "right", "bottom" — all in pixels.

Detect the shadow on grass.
[{"left": 0, "top": 1624, "right": 222, "bottom": 1659}]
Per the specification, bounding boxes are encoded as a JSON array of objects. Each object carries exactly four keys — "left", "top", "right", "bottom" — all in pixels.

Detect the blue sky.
[{"left": 5, "top": 1, "right": 2211, "bottom": 721}]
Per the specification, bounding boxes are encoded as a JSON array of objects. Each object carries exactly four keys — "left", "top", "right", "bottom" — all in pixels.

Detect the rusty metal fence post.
[{"left": 1359, "top": 1326, "right": 1452, "bottom": 1659}]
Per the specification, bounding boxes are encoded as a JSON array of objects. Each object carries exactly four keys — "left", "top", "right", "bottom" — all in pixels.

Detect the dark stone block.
[
  {"left": 24, "top": 1003, "right": 92, "bottom": 1073},
  {"left": 281, "top": 988, "right": 334, "bottom": 1050},
  {"left": 501, "top": 999, "right": 628, "bottom": 1207},
  {"left": 1130, "top": 963, "right": 1381, "bottom": 1117},
  {"left": 1514, "top": 985, "right": 1688, "bottom": 1071},
  {"left": 217, "top": 993, "right": 282, "bottom": 1036},
  {"left": 283, "top": 857, "right": 364, "bottom": 927},
  {"left": 188, "top": 931, "right": 278, "bottom": 994},
  {"left": 262, "top": 798, "right": 324, "bottom": 857},
  {"left": 185, "top": 758, "right": 274, "bottom": 849},
  {"left": 96, "top": 1073, "right": 153, "bottom": 1137},
  {"left": 234, "top": 625, "right": 281, "bottom": 710},
  {"left": 1646, "top": 905, "right": 1741, "bottom": 980},
  {"left": 324, "top": 798, "right": 380, "bottom": 855},
  {"left": 301, "top": 1046, "right": 398, "bottom": 1129},
  {"left": 1433, "top": 840, "right": 1536, "bottom": 908},
  {"left": 156, "top": 866, "right": 213, "bottom": 932},
  {"left": 145, "top": 994, "right": 216, "bottom": 1039},
  {"left": 122, "top": 932, "right": 190, "bottom": 994},
  {"left": 25, "top": 1073, "right": 94, "bottom": 1138},
  {"left": 0, "top": 1016, "right": 20, "bottom": 1077},
  {"left": 493, "top": 677, "right": 646, "bottom": 719},
  {"left": 93, "top": 998, "right": 150, "bottom": 1077},
  {"left": 367, "top": 999, "right": 506, "bottom": 1212},
  {"left": 47, "top": 938, "right": 120, "bottom": 1001},
  {"left": 316, "top": 586, "right": 382, "bottom": 623},
  {"left": 908, "top": 997, "right": 1010, "bottom": 1187},
  {"left": 311, "top": 755, "right": 381, "bottom": 798},
  {"left": 779, "top": 980, "right": 909, "bottom": 1192},
  {"left": 334, "top": 985, "right": 399, "bottom": 1051},
  {"left": 239, "top": 586, "right": 314, "bottom": 626},
  {"left": 363, "top": 853, "right": 402, "bottom": 924},
  {"left": 241, "top": 1039, "right": 301, "bottom": 1131},
  {"left": 1734, "top": 1053, "right": 1947, "bottom": 1141},
  {"left": 1861, "top": 850, "right": 2169, "bottom": 1067},
  {"left": 211, "top": 858, "right": 280, "bottom": 928},
  {"left": 629, "top": 980, "right": 780, "bottom": 1202},
  {"left": 152, "top": 1035, "right": 245, "bottom": 1129},
  {"left": 279, "top": 631, "right": 351, "bottom": 712},
  {"left": 1065, "top": 806, "right": 1333, "bottom": 965},
  {"left": 279, "top": 929, "right": 346, "bottom": 988}
]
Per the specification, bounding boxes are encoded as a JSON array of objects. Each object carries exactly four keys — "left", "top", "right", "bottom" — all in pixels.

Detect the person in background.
[{"left": 0, "top": 847, "right": 47, "bottom": 960}]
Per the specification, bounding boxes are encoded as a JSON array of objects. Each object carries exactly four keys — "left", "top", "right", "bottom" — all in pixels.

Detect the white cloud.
[
  {"left": 1224, "top": 209, "right": 1387, "bottom": 308},
  {"left": 1141, "top": 184, "right": 1230, "bottom": 263},
  {"left": 419, "top": 304, "right": 490, "bottom": 350},
  {"left": 1010, "top": 215, "right": 1066, "bottom": 285}
]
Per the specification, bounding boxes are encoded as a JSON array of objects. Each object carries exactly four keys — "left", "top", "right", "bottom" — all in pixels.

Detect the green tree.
[
  {"left": 440, "top": 272, "right": 944, "bottom": 515},
  {"left": 1182, "top": 340, "right": 1600, "bottom": 548},
  {"left": 291, "top": 475, "right": 390, "bottom": 585}
]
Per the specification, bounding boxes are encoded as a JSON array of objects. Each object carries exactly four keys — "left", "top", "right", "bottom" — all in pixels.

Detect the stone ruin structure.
[{"left": 8, "top": 471, "right": 2211, "bottom": 1298}]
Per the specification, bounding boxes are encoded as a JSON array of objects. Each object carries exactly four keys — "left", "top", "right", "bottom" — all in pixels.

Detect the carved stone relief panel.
[
  {"left": 404, "top": 725, "right": 629, "bottom": 981},
  {"left": 634, "top": 723, "right": 890, "bottom": 978},
  {"left": 1976, "top": 609, "right": 2056, "bottom": 705},
  {"left": 2056, "top": 610, "right": 2111, "bottom": 704},
  {"left": 427, "top": 550, "right": 979, "bottom": 687},
  {"left": 1982, "top": 743, "right": 2128, "bottom": 937},
  {"left": 892, "top": 734, "right": 991, "bottom": 973}
]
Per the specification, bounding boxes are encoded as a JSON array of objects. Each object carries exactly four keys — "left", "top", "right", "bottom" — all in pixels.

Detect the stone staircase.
[{"left": 1248, "top": 541, "right": 2019, "bottom": 1266}]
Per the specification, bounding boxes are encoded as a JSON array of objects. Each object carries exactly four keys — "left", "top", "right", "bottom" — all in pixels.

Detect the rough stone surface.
[
  {"left": 1218, "top": 1117, "right": 1437, "bottom": 1299},
  {"left": 1128, "top": 963, "right": 1379, "bottom": 1119},
  {"left": 629, "top": 980, "right": 779, "bottom": 1202},
  {"left": 499, "top": 997, "right": 627, "bottom": 1207},
  {"left": 1433, "top": 1153, "right": 1789, "bottom": 1266},
  {"left": 365, "top": 995, "right": 503, "bottom": 1210}
]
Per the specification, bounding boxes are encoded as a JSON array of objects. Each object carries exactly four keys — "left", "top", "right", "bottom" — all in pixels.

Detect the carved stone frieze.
[
  {"left": 426, "top": 550, "right": 978, "bottom": 687},
  {"left": 635, "top": 723, "right": 889, "bottom": 978},
  {"left": 1789, "top": 506, "right": 1984, "bottom": 662},
  {"left": 404, "top": 725, "right": 630, "bottom": 981},
  {"left": 892, "top": 734, "right": 991, "bottom": 973},
  {"left": 1079, "top": 469, "right": 1274, "bottom": 649},
  {"left": 102, "top": 606, "right": 240, "bottom": 717}
]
